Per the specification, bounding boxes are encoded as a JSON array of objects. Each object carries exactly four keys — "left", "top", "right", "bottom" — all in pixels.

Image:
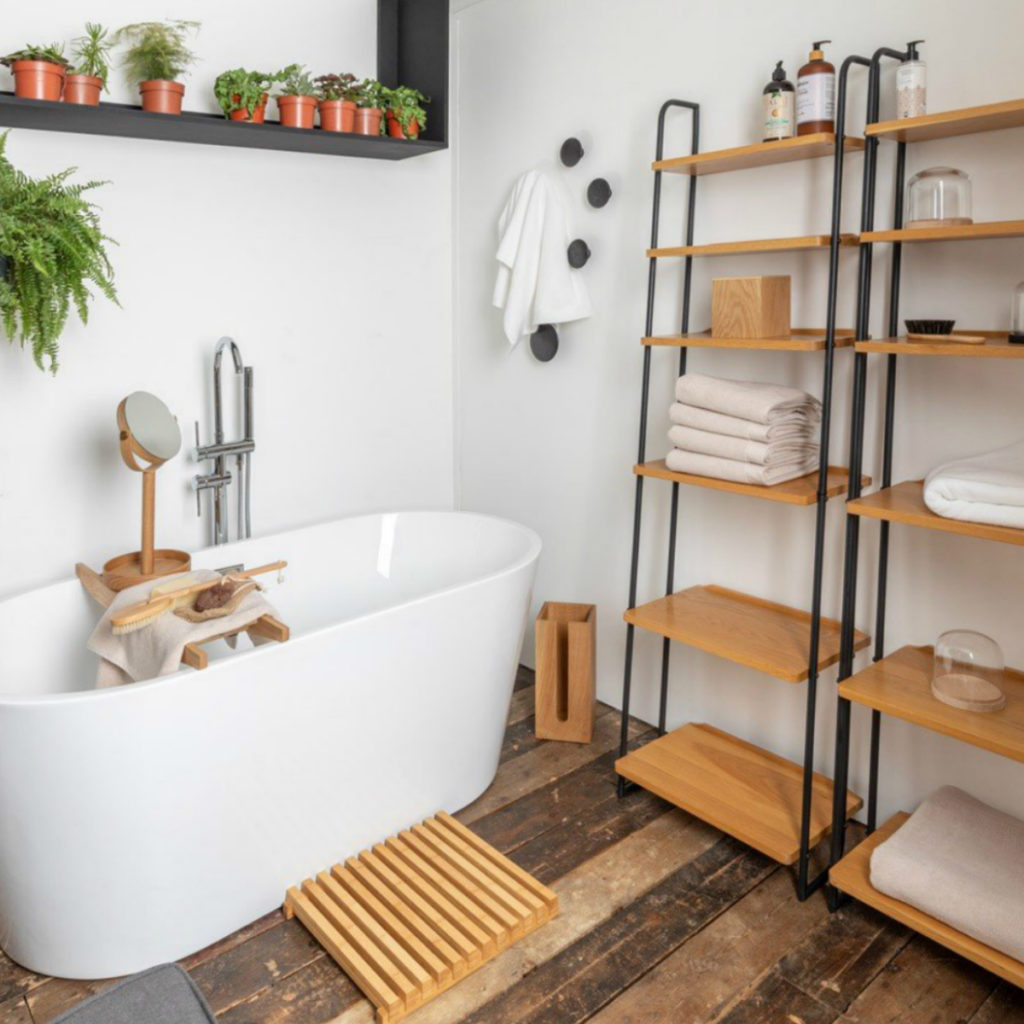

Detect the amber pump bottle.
[{"left": 796, "top": 40, "right": 836, "bottom": 136}]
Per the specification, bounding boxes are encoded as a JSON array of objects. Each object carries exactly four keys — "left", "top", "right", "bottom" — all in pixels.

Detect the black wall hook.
[
  {"left": 567, "top": 239, "right": 591, "bottom": 269},
  {"left": 530, "top": 324, "right": 559, "bottom": 362},
  {"left": 560, "top": 137, "right": 584, "bottom": 167},
  {"left": 587, "top": 177, "right": 612, "bottom": 208}
]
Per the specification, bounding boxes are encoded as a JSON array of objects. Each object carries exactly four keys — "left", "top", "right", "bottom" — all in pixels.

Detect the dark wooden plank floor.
[{"left": 3, "top": 665, "right": 1023, "bottom": 1024}]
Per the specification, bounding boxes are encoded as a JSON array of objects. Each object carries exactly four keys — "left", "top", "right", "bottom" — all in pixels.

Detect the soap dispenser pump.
[
  {"left": 797, "top": 40, "right": 836, "bottom": 136},
  {"left": 763, "top": 61, "right": 796, "bottom": 142},
  {"left": 897, "top": 40, "right": 926, "bottom": 119}
]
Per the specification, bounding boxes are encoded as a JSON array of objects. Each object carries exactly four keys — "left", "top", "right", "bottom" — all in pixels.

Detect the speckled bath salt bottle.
[{"left": 897, "top": 41, "right": 926, "bottom": 119}]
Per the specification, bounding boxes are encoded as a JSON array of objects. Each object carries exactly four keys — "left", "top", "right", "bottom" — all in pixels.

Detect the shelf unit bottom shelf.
[
  {"left": 616, "top": 723, "right": 862, "bottom": 865},
  {"left": 831, "top": 813, "right": 1024, "bottom": 988}
]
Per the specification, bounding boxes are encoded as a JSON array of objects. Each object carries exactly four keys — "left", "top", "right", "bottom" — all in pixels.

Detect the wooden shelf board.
[
  {"left": 635, "top": 461, "right": 866, "bottom": 506},
  {"left": 0, "top": 92, "right": 447, "bottom": 160},
  {"left": 862, "top": 221, "right": 1024, "bottom": 245},
  {"left": 830, "top": 812, "right": 1024, "bottom": 988},
  {"left": 653, "top": 133, "right": 864, "bottom": 176},
  {"left": 839, "top": 645, "right": 1024, "bottom": 763},
  {"left": 848, "top": 481, "right": 1024, "bottom": 546},
  {"left": 855, "top": 331, "right": 1024, "bottom": 358},
  {"left": 866, "top": 98, "right": 1024, "bottom": 143},
  {"left": 624, "top": 584, "right": 869, "bottom": 683},
  {"left": 615, "top": 723, "right": 862, "bottom": 865},
  {"left": 643, "top": 328, "right": 856, "bottom": 351},
  {"left": 649, "top": 234, "right": 858, "bottom": 259}
]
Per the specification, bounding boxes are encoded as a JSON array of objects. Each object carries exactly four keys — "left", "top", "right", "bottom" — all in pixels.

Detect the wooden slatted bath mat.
[{"left": 284, "top": 810, "right": 559, "bottom": 1024}]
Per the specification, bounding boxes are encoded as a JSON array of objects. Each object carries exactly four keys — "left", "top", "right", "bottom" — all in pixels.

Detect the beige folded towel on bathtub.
[
  {"left": 870, "top": 786, "right": 1024, "bottom": 963},
  {"left": 665, "top": 448, "right": 819, "bottom": 487},
  {"left": 668, "top": 425, "right": 818, "bottom": 467},
  {"left": 669, "top": 402, "right": 821, "bottom": 442},
  {"left": 674, "top": 373, "right": 821, "bottom": 424},
  {"left": 88, "top": 571, "right": 277, "bottom": 688}
]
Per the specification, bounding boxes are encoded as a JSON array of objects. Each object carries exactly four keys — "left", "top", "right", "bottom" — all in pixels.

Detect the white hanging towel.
[
  {"left": 493, "top": 169, "right": 591, "bottom": 347},
  {"left": 924, "top": 439, "right": 1024, "bottom": 529}
]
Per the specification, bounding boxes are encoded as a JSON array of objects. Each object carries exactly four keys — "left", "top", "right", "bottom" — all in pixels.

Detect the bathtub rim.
[{"left": 0, "top": 509, "right": 541, "bottom": 708}]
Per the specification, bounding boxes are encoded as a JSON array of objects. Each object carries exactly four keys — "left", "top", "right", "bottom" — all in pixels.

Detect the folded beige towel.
[
  {"left": 870, "top": 786, "right": 1024, "bottom": 963},
  {"left": 88, "top": 570, "right": 277, "bottom": 688},
  {"left": 665, "top": 447, "right": 819, "bottom": 486},
  {"left": 668, "top": 425, "right": 818, "bottom": 467},
  {"left": 669, "top": 402, "right": 820, "bottom": 443},
  {"left": 674, "top": 373, "right": 821, "bottom": 424}
]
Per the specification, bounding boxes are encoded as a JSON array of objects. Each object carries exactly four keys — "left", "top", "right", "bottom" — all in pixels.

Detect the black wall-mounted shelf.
[{"left": 0, "top": 0, "right": 448, "bottom": 161}]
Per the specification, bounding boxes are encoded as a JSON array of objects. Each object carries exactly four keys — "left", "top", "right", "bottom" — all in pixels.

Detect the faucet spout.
[{"left": 213, "top": 337, "right": 243, "bottom": 444}]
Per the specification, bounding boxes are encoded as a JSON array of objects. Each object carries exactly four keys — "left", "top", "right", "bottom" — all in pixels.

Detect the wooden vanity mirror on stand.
[{"left": 102, "top": 391, "right": 192, "bottom": 592}]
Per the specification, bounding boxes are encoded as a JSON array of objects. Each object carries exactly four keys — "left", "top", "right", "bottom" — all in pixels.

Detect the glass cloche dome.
[
  {"left": 932, "top": 630, "right": 1005, "bottom": 712},
  {"left": 907, "top": 167, "right": 973, "bottom": 229}
]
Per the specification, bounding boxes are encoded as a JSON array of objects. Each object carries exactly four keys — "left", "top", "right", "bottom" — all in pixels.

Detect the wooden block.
[
  {"left": 535, "top": 602, "right": 596, "bottom": 743},
  {"left": 712, "top": 276, "right": 791, "bottom": 339}
]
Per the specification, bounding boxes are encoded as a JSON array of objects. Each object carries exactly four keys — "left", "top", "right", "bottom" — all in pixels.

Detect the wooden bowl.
[{"left": 102, "top": 549, "right": 192, "bottom": 593}]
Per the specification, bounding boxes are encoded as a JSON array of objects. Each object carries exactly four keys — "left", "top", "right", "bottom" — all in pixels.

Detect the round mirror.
[{"left": 121, "top": 392, "right": 181, "bottom": 465}]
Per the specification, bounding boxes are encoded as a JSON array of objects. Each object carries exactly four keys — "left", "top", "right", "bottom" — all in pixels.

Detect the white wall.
[
  {"left": 453, "top": 0, "right": 1024, "bottom": 823},
  {"left": 0, "top": 0, "right": 453, "bottom": 598}
]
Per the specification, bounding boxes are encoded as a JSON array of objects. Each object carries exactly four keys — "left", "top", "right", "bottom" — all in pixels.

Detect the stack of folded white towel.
[
  {"left": 924, "top": 439, "right": 1024, "bottom": 530},
  {"left": 667, "top": 372, "right": 822, "bottom": 487}
]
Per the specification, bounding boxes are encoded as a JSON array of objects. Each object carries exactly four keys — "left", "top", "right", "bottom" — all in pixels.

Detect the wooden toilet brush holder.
[{"left": 535, "top": 602, "right": 596, "bottom": 743}]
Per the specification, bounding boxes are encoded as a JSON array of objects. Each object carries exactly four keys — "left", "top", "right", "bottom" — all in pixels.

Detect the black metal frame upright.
[
  {"left": 617, "top": 75, "right": 872, "bottom": 902},
  {"left": 829, "top": 46, "right": 915, "bottom": 909}
]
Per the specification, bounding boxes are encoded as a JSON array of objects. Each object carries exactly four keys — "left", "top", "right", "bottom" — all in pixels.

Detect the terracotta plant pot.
[
  {"left": 139, "top": 80, "right": 185, "bottom": 115},
  {"left": 386, "top": 111, "right": 420, "bottom": 139},
  {"left": 277, "top": 94, "right": 317, "bottom": 129},
  {"left": 63, "top": 74, "right": 103, "bottom": 106},
  {"left": 11, "top": 60, "right": 65, "bottom": 101},
  {"left": 229, "top": 93, "right": 268, "bottom": 123},
  {"left": 318, "top": 99, "right": 355, "bottom": 133},
  {"left": 354, "top": 106, "right": 383, "bottom": 137}
]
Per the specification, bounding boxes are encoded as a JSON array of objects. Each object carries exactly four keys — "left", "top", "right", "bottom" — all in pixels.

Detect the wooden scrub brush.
[{"left": 110, "top": 561, "right": 287, "bottom": 635}]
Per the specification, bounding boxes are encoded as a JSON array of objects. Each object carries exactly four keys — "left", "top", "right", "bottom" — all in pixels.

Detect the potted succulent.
[
  {"left": 276, "top": 64, "right": 317, "bottom": 129},
  {"left": 214, "top": 67, "right": 285, "bottom": 123},
  {"left": 354, "top": 78, "right": 386, "bottom": 137},
  {"left": 384, "top": 86, "right": 429, "bottom": 139},
  {"left": 65, "top": 24, "right": 112, "bottom": 106},
  {"left": 116, "top": 20, "right": 199, "bottom": 115},
  {"left": 0, "top": 45, "right": 69, "bottom": 102},
  {"left": 0, "top": 131, "right": 118, "bottom": 373},
  {"left": 315, "top": 73, "right": 360, "bottom": 133}
]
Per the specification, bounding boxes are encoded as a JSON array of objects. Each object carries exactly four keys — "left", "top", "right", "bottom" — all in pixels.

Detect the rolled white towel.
[
  {"left": 669, "top": 402, "right": 820, "bottom": 442},
  {"left": 674, "top": 372, "right": 821, "bottom": 425},
  {"left": 668, "top": 425, "right": 817, "bottom": 467},
  {"left": 665, "top": 448, "right": 819, "bottom": 487},
  {"left": 924, "top": 440, "right": 1024, "bottom": 530}
]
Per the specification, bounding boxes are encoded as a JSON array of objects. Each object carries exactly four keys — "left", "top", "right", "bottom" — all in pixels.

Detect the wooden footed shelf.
[
  {"left": 652, "top": 133, "right": 865, "bottom": 176},
  {"left": 839, "top": 645, "right": 1024, "bottom": 763},
  {"left": 848, "top": 481, "right": 1024, "bottom": 546},
  {"left": 615, "top": 723, "right": 862, "bottom": 865},
  {"left": 866, "top": 98, "right": 1024, "bottom": 143},
  {"left": 649, "top": 233, "right": 858, "bottom": 259},
  {"left": 284, "top": 811, "right": 559, "bottom": 1024},
  {"left": 855, "top": 331, "right": 1024, "bottom": 358},
  {"left": 830, "top": 813, "right": 1024, "bottom": 988},
  {"left": 635, "top": 461, "right": 866, "bottom": 506},
  {"left": 862, "top": 220, "right": 1024, "bottom": 245},
  {"left": 624, "top": 585, "right": 869, "bottom": 683},
  {"left": 643, "top": 328, "right": 855, "bottom": 351}
]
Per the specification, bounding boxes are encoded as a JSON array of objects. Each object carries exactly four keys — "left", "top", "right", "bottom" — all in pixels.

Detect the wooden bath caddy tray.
[{"left": 284, "top": 811, "right": 559, "bottom": 1024}]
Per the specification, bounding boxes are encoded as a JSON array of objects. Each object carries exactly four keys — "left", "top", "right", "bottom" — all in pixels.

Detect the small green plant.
[
  {"left": 0, "top": 131, "right": 117, "bottom": 374},
  {"left": 383, "top": 85, "right": 429, "bottom": 136},
  {"left": 116, "top": 20, "right": 199, "bottom": 84},
  {"left": 358, "top": 77, "right": 387, "bottom": 110},
  {"left": 0, "top": 44, "right": 70, "bottom": 69},
  {"left": 314, "top": 73, "right": 361, "bottom": 103},
  {"left": 278, "top": 64, "right": 316, "bottom": 97},
  {"left": 71, "top": 23, "right": 113, "bottom": 88},
  {"left": 214, "top": 67, "right": 286, "bottom": 117}
]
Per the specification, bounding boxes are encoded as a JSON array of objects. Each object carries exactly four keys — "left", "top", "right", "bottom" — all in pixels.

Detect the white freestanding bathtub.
[{"left": 0, "top": 511, "right": 540, "bottom": 979}]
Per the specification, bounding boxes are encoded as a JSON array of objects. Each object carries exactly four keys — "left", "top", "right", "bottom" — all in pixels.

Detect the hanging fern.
[{"left": 0, "top": 131, "right": 118, "bottom": 373}]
